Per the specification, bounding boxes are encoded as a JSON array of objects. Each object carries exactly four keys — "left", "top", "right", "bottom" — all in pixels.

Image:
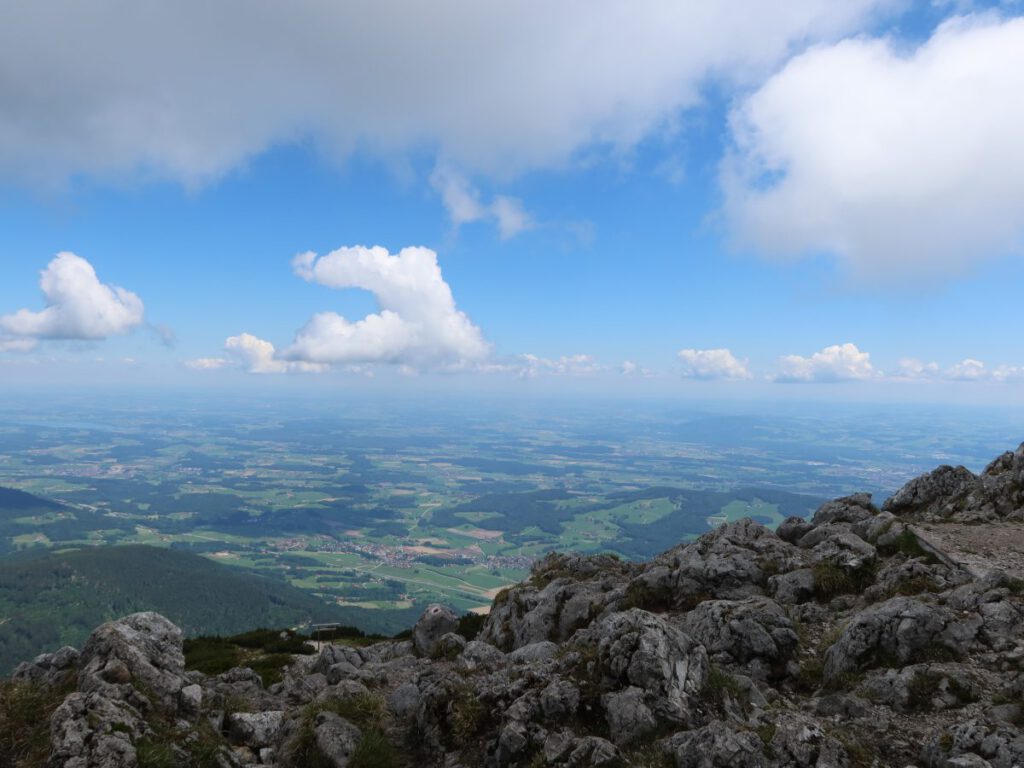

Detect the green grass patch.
[
  {"left": 701, "top": 666, "right": 745, "bottom": 713},
  {"left": 183, "top": 627, "right": 315, "bottom": 684},
  {"left": 878, "top": 530, "right": 940, "bottom": 564},
  {"left": 281, "top": 693, "right": 397, "bottom": 768},
  {"left": 0, "top": 678, "right": 75, "bottom": 767},
  {"left": 812, "top": 560, "right": 876, "bottom": 601}
]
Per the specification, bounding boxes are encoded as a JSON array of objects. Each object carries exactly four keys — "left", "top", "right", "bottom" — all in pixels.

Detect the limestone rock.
[
  {"left": 768, "top": 568, "right": 815, "bottom": 605},
  {"left": 768, "top": 712, "right": 850, "bottom": 767},
  {"left": 571, "top": 608, "right": 709, "bottom": 731},
  {"left": 228, "top": 710, "right": 284, "bottom": 749},
  {"left": 12, "top": 645, "right": 79, "bottom": 686},
  {"left": 412, "top": 604, "right": 459, "bottom": 658},
  {"left": 48, "top": 691, "right": 143, "bottom": 768},
  {"left": 479, "top": 553, "right": 630, "bottom": 652},
  {"left": 680, "top": 596, "right": 799, "bottom": 679},
  {"left": 920, "top": 719, "right": 1024, "bottom": 768},
  {"left": 657, "top": 519, "right": 803, "bottom": 606},
  {"left": 811, "top": 493, "right": 877, "bottom": 526},
  {"left": 884, "top": 445, "right": 1024, "bottom": 524},
  {"left": 457, "top": 639, "right": 505, "bottom": 671},
  {"left": 823, "top": 597, "right": 967, "bottom": 682},
  {"left": 665, "top": 722, "right": 767, "bottom": 767},
  {"left": 78, "top": 612, "right": 186, "bottom": 710},
  {"left": 601, "top": 686, "right": 656, "bottom": 745},
  {"left": 313, "top": 711, "right": 362, "bottom": 768}
]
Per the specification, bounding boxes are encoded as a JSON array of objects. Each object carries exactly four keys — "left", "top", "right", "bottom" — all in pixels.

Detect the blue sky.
[{"left": 2, "top": 1, "right": 1023, "bottom": 402}]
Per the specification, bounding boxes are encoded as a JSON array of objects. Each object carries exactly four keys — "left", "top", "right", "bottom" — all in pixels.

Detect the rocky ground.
[{"left": 4, "top": 445, "right": 1024, "bottom": 767}]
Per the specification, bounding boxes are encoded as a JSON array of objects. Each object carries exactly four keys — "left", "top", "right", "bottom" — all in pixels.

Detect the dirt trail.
[{"left": 911, "top": 520, "right": 1024, "bottom": 580}]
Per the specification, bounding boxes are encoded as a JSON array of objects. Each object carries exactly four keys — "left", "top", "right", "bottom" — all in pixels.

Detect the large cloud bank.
[
  {"left": 724, "top": 14, "right": 1024, "bottom": 279},
  {"left": 0, "top": 253, "right": 144, "bottom": 348},
  {"left": 0, "top": 1, "right": 888, "bottom": 187}
]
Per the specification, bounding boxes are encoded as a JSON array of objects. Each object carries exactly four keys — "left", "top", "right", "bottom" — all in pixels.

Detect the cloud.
[
  {"left": 517, "top": 354, "right": 603, "bottom": 379},
  {"left": 677, "top": 348, "right": 751, "bottom": 380},
  {"left": 0, "top": 338, "right": 38, "bottom": 353},
  {"left": 184, "top": 357, "right": 231, "bottom": 371},
  {"left": 224, "top": 333, "right": 326, "bottom": 374},
  {"left": 491, "top": 197, "right": 533, "bottom": 240},
  {"left": 430, "top": 167, "right": 532, "bottom": 238},
  {"left": 723, "top": 14, "right": 1024, "bottom": 281},
  {"left": 917, "top": 359, "right": 1024, "bottom": 382},
  {"left": 893, "top": 357, "right": 940, "bottom": 379},
  {"left": 944, "top": 358, "right": 987, "bottom": 380},
  {"left": 286, "top": 246, "right": 488, "bottom": 367},
  {"left": 148, "top": 323, "right": 177, "bottom": 347},
  {"left": 0, "top": 252, "right": 145, "bottom": 342},
  {"left": 993, "top": 365, "right": 1024, "bottom": 382},
  {"left": 621, "top": 360, "right": 655, "bottom": 377},
  {"left": 215, "top": 246, "right": 487, "bottom": 374},
  {"left": 0, "top": 2, "right": 890, "bottom": 188},
  {"left": 776, "top": 343, "right": 876, "bottom": 382}
]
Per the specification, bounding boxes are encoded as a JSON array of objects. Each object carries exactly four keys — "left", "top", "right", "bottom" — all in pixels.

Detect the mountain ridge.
[{"left": 4, "top": 444, "right": 1024, "bottom": 767}]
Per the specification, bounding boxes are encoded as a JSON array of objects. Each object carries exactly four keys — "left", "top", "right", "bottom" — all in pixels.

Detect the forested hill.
[
  {"left": 0, "top": 545, "right": 418, "bottom": 675},
  {"left": 0, "top": 486, "right": 63, "bottom": 512}
]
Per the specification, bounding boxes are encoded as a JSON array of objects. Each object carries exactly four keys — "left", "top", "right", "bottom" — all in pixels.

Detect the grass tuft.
[
  {"left": 812, "top": 560, "right": 876, "bottom": 601},
  {"left": 0, "top": 678, "right": 75, "bottom": 768}
]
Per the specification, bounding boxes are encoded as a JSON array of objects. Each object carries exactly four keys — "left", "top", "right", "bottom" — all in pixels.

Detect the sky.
[{"left": 2, "top": 0, "right": 1024, "bottom": 403}]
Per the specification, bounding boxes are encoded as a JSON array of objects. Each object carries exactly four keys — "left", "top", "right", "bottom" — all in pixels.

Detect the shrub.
[
  {"left": 456, "top": 612, "right": 486, "bottom": 641},
  {"left": 249, "top": 653, "right": 295, "bottom": 687},
  {"left": 351, "top": 727, "right": 398, "bottom": 768},
  {"left": 229, "top": 628, "right": 315, "bottom": 655},
  {"left": 793, "top": 658, "right": 824, "bottom": 693},
  {"left": 136, "top": 718, "right": 228, "bottom": 768},
  {"left": 878, "top": 530, "right": 940, "bottom": 564},
  {"left": 449, "top": 686, "right": 487, "bottom": 744},
  {"left": 890, "top": 575, "right": 940, "bottom": 598},
  {"left": 183, "top": 636, "right": 242, "bottom": 676},
  {"left": 701, "top": 666, "right": 745, "bottom": 713},
  {"left": 621, "top": 580, "right": 674, "bottom": 613},
  {"left": 812, "top": 560, "right": 876, "bottom": 600},
  {"left": 281, "top": 694, "right": 395, "bottom": 768},
  {"left": 906, "top": 670, "right": 943, "bottom": 711}
]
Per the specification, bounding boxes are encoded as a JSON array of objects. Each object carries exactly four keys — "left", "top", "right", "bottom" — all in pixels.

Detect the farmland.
[{"left": 1, "top": 396, "right": 1019, "bottom": 618}]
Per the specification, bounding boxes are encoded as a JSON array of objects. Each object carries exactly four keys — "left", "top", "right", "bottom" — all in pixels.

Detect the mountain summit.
[{"left": 4, "top": 445, "right": 1024, "bottom": 767}]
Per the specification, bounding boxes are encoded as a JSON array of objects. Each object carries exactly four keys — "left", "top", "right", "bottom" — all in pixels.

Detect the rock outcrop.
[{"left": 4, "top": 443, "right": 1024, "bottom": 767}]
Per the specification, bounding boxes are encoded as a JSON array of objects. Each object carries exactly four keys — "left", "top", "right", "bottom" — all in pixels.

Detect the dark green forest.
[{"left": 0, "top": 545, "right": 419, "bottom": 675}]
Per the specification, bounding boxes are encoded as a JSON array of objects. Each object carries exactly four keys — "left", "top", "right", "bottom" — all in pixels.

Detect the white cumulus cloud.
[
  {"left": 0, "top": 252, "right": 145, "bottom": 342},
  {"left": 0, "top": 1, "right": 890, "bottom": 188},
  {"left": 286, "top": 246, "right": 488, "bottom": 368},
  {"left": 215, "top": 246, "right": 488, "bottom": 374},
  {"left": 677, "top": 348, "right": 751, "bottom": 380},
  {"left": 723, "top": 14, "right": 1024, "bottom": 281},
  {"left": 223, "top": 333, "right": 326, "bottom": 375},
  {"left": 776, "top": 343, "right": 876, "bottom": 382}
]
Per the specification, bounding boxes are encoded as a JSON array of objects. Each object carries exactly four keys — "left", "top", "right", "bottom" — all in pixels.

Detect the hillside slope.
[{"left": 0, "top": 545, "right": 417, "bottom": 675}]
